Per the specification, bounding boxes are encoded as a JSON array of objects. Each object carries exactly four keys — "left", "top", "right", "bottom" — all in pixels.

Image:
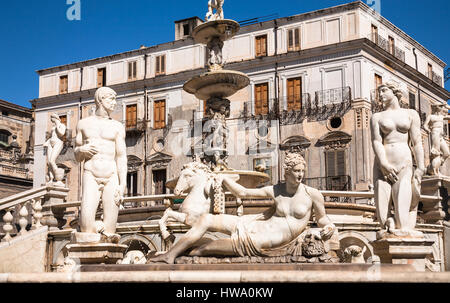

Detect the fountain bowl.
[
  {"left": 183, "top": 69, "right": 250, "bottom": 101},
  {"left": 193, "top": 19, "right": 240, "bottom": 44},
  {"left": 166, "top": 169, "right": 270, "bottom": 190}
]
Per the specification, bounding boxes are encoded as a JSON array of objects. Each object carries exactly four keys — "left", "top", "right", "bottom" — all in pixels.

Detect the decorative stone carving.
[
  {"left": 149, "top": 152, "right": 336, "bottom": 264},
  {"left": 43, "top": 113, "right": 67, "bottom": 186},
  {"left": 423, "top": 104, "right": 450, "bottom": 177},
  {"left": 158, "top": 160, "right": 229, "bottom": 244},
  {"left": 370, "top": 80, "right": 426, "bottom": 239},
  {"left": 343, "top": 245, "right": 367, "bottom": 263},
  {"left": 73, "top": 87, "right": 127, "bottom": 242},
  {"left": 206, "top": 0, "right": 224, "bottom": 22}
]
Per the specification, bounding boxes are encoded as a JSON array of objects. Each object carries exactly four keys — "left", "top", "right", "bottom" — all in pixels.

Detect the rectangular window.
[
  {"left": 371, "top": 24, "right": 378, "bottom": 44},
  {"left": 0, "top": 131, "right": 9, "bottom": 145},
  {"left": 254, "top": 83, "right": 269, "bottom": 115},
  {"left": 374, "top": 74, "right": 383, "bottom": 100},
  {"left": 128, "top": 61, "right": 137, "bottom": 80},
  {"left": 155, "top": 55, "right": 166, "bottom": 75},
  {"left": 287, "top": 28, "right": 301, "bottom": 52},
  {"left": 126, "top": 171, "right": 138, "bottom": 197},
  {"left": 255, "top": 35, "right": 267, "bottom": 57},
  {"left": 154, "top": 99, "right": 166, "bottom": 129},
  {"left": 428, "top": 63, "right": 433, "bottom": 79},
  {"left": 287, "top": 77, "right": 302, "bottom": 111},
  {"left": 153, "top": 169, "right": 167, "bottom": 202},
  {"left": 59, "top": 75, "right": 68, "bottom": 94},
  {"left": 97, "top": 68, "right": 106, "bottom": 87},
  {"left": 326, "top": 149, "right": 346, "bottom": 177},
  {"left": 388, "top": 36, "right": 395, "bottom": 55},
  {"left": 126, "top": 104, "right": 137, "bottom": 129},
  {"left": 408, "top": 92, "right": 416, "bottom": 109}
]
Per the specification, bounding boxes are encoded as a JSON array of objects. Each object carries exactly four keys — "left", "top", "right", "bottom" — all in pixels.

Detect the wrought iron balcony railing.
[
  {"left": 125, "top": 118, "right": 146, "bottom": 135},
  {"left": 370, "top": 89, "right": 409, "bottom": 113},
  {"left": 368, "top": 34, "right": 405, "bottom": 62},
  {"left": 304, "top": 175, "right": 351, "bottom": 192},
  {"left": 431, "top": 71, "right": 443, "bottom": 87}
]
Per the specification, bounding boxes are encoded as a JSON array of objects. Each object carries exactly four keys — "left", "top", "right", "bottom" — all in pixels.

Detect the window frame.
[
  {"left": 255, "top": 34, "right": 268, "bottom": 57},
  {"left": 287, "top": 27, "right": 301, "bottom": 52},
  {"left": 59, "top": 75, "right": 68, "bottom": 94},
  {"left": 155, "top": 54, "right": 166, "bottom": 76}
]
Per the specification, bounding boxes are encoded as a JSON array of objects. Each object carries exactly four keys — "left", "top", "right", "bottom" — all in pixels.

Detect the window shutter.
[
  {"left": 126, "top": 105, "right": 137, "bottom": 128},
  {"left": 336, "top": 150, "right": 346, "bottom": 176},
  {"left": 287, "top": 79, "right": 294, "bottom": 110},
  {"left": 294, "top": 28, "right": 300, "bottom": 50},
  {"left": 262, "top": 36, "right": 267, "bottom": 56},
  {"left": 262, "top": 83, "right": 268, "bottom": 115},
  {"left": 154, "top": 100, "right": 165, "bottom": 129},
  {"left": 288, "top": 29, "right": 293, "bottom": 51},
  {"left": 294, "top": 78, "right": 302, "bottom": 110},
  {"left": 128, "top": 62, "right": 132, "bottom": 79},
  {"left": 133, "top": 61, "right": 137, "bottom": 78},
  {"left": 256, "top": 37, "right": 261, "bottom": 57},
  {"left": 255, "top": 85, "right": 261, "bottom": 115},
  {"left": 408, "top": 92, "right": 416, "bottom": 109},
  {"left": 326, "top": 151, "right": 336, "bottom": 177},
  {"left": 161, "top": 55, "right": 165, "bottom": 74}
]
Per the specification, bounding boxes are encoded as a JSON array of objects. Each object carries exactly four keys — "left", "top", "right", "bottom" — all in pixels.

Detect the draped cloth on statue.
[{"left": 230, "top": 187, "right": 313, "bottom": 257}]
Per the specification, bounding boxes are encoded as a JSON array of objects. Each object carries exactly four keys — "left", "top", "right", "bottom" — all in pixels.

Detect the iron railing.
[
  {"left": 370, "top": 89, "right": 409, "bottom": 113},
  {"left": 368, "top": 34, "right": 405, "bottom": 62},
  {"left": 304, "top": 175, "right": 351, "bottom": 192}
]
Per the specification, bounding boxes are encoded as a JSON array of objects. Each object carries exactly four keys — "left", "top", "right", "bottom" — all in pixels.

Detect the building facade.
[
  {"left": 0, "top": 99, "right": 34, "bottom": 199},
  {"left": 31, "top": 1, "right": 449, "bottom": 205}
]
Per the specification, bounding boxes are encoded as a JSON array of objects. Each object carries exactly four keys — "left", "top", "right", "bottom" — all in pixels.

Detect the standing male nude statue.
[{"left": 74, "top": 87, "right": 127, "bottom": 241}]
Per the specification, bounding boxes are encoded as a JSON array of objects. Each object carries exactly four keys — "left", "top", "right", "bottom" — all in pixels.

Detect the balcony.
[
  {"left": 370, "top": 89, "right": 409, "bottom": 113},
  {"left": 125, "top": 118, "right": 146, "bottom": 136},
  {"left": 304, "top": 175, "right": 351, "bottom": 191},
  {"left": 240, "top": 87, "right": 352, "bottom": 124},
  {"left": 368, "top": 34, "right": 405, "bottom": 62},
  {"left": 431, "top": 71, "right": 443, "bottom": 87}
]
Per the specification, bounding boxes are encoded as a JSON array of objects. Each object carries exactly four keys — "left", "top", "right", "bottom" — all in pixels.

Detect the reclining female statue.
[{"left": 148, "top": 152, "right": 336, "bottom": 264}]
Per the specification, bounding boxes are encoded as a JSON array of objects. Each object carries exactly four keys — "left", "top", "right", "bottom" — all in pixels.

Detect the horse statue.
[
  {"left": 206, "top": 0, "right": 224, "bottom": 22},
  {"left": 158, "top": 161, "right": 215, "bottom": 242}
]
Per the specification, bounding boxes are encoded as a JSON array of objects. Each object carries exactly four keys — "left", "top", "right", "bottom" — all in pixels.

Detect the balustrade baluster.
[
  {"left": 18, "top": 204, "right": 29, "bottom": 236},
  {"left": 2, "top": 209, "right": 14, "bottom": 242},
  {"left": 31, "top": 199, "right": 43, "bottom": 230}
]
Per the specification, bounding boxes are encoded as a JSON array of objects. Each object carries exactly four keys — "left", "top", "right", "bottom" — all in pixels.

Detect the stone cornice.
[
  {"left": 31, "top": 39, "right": 450, "bottom": 110},
  {"left": 35, "top": 1, "right": 445, "bottom": 76}
]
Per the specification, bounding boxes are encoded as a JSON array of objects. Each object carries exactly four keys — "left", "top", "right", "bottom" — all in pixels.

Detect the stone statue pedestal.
[
  {"left": 41, "top": 186, "right": 70, "bottom": 231},
  {"left": 421, "top": 176, "right": 450, "bottom": 222},
  {"left": 372, "top": 237, "right": 434, "bottom": 272},
  {"left": 64, "top": 232, "right": 127, "bottom": 267}
]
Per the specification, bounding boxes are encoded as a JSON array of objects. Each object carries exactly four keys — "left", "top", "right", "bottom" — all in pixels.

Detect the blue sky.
[{"left": 0, "top": 0, "right": 448, "bottom": 108}]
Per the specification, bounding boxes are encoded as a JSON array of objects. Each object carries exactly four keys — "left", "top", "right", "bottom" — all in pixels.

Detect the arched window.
[{"left": 0, "top": 130, "right": 11, "bottom": 146}]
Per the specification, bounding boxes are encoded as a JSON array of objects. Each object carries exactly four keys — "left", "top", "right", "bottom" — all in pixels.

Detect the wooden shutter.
[
  {"left": 371, "top": 24, "right": 378, "bottom": 43},
  {"left": 374, "top": 74, "right": 382, "bottom": 100},
  {"left": 255, "top": 35, "right": 267, "bottom": 57},
  {"left": 255, "top": 83, "right": 269, "bottom": 115},
  {"left": 326, "top": 150, "right": 346, "bottom": 177},
  {"left": 388, "top": 36, "right": 395, "bottom": 55},
  {"left": 126, "top": 105, "right": 137, "bottom": 128},
  {"left": 294, "top": 28, "right": 300, "bottom": 50},
  {"left": 156, "top": 56, "right": 160, "bottom": 75},
  {"left": 287, "top": 78, "right": 302, "bottom": 111},
  {"left": 128, "top": 61, "right": 137, "bottom": 80},
  {"left": 408, "top": 92, "right": 416, "bottom": 109},
  {"left": 60, "top": 76, "right": 68, "bottom": 94},
  {"left": 154, "top": 100, "right": 166, "bottom": 129},
  {"left": 97, "top": 68, "right": 106, "bottom": 87},
  {"left": 288, "top": 30, "right": 293, "bottom": 51}
]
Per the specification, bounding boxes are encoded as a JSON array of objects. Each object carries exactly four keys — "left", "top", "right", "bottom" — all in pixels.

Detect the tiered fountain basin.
[
  {"left": 183, "top": 69, "right": 250, "bottom": 101},
  {"left": 166, "top": 170, "right": 270, "bottom": 190},
  {"left": 192, "top": 19, "right": 240, "bottom": 44}
]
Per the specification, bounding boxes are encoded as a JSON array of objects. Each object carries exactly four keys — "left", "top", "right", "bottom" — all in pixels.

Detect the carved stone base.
[
  {"left": 421, "top": 176, "right": 450, "bottom": 222},
  {"left": 64, "top": 243, "right": 127, "bottom": 265},
  {"left": 174, "top": 254, "right": 340, "bottom": 265},
  {"left": 372, "top": 237, "right": 435, "bottom": 272}
]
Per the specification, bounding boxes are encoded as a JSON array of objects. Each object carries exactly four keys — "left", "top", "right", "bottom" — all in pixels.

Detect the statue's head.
[
  {"left": 377, "top": 81, "right": 404, "bottom": 105},
  {"left": 431, "top": 103, "right": 446, "bottom": 114},
  {"left": 283, "top": 152, "right": 306, "bottom": 185},
  {"left": 94, "top": 87, "right": 117, "bottom": 115},
  {"left": 50, "top": 113, "right": 60, "bottom": 124}
]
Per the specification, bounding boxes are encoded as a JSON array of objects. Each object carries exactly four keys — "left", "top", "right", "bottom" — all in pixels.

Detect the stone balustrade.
[{"left": 1, "top": 198, "right": 43, "bottom": 242}]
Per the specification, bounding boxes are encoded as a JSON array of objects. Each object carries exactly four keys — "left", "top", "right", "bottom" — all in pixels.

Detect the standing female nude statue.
[
  {"left": 370, "top": 81, "right": 425, "bottom": 238},
  {"left": 148, "top": 152, "right": 335, "bottom": 264},
  {"left": 43, "top": 113, "right": 66, "bottom": 185},
  {"left": 423, "top": 104, "right": 450, "bottom": 176}
]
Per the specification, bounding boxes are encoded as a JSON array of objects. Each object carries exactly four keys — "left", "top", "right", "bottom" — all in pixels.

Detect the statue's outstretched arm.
[{"left": 222, "top": 176, "right": 271, "bottom": 199}]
